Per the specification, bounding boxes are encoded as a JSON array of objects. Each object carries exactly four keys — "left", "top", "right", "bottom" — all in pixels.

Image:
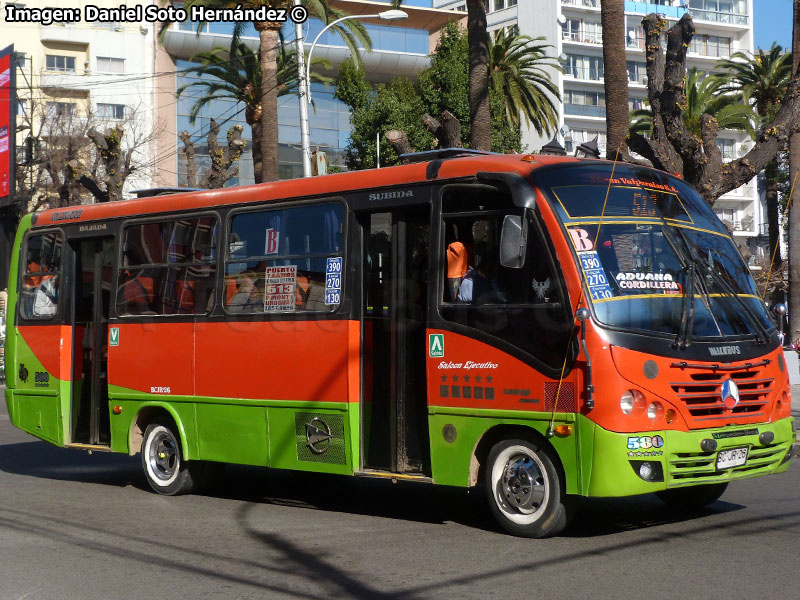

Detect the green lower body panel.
[
  {"left": 107, "top": 389, "right": 354, "bottom": 475},
  {"left": 584, "top": 416, "right": 795, "bottom": 497},
  {"left": 11, "top": 392, "right": 62, "bottom": 445},
  {"left": 428, "top": 408, "right": 580, "bottom": 493}
]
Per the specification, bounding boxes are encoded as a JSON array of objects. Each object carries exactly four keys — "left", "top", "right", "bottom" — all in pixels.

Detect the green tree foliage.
[
  {"left": 487, "top": 29, "right": 561, "bottom": 134},
  {"left": 715, "top": 44, "right": 791, "bottom": 118},
  {"left": 336, "top": 60, "right": 431, "bottom": 169},
  {"left": 419, "top": 23, "right": 471, "bottom": 145},
  {"left": 630, "top": 68, "right": 757, "bottom": 138},
  {"left": 337, "top": 23, "right": 541, "bottom": 169}
]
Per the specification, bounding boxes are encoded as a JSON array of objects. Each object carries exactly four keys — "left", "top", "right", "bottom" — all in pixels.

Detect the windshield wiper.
[
  {"left": 657, "top": 220, "right": 699, "bottom": 348},
  {"left": 686, "top": 251, "right": 770, "bottom": 345},
  {"left": 666, "top": 221, "right": 770, "bottom": 345}
]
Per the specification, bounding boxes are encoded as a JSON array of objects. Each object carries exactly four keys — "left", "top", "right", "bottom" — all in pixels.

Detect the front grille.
[
  {"left": 669, "top": 368, "right": 773, "bottom": 426},
  {"left": 666, "top": 441, "right": 790, "bottom": 484}
]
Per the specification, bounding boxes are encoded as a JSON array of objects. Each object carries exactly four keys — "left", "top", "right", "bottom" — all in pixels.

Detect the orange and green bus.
[{"left": 3, "top": 151, "right": 794, "bottom": 537}]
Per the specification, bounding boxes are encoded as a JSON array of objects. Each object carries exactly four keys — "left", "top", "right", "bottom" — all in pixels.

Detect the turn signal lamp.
[
  {"left": 778, "top": 388, "right": 790, "bottom": 412},
  {"left": 112, "top": 405, "right": 123, "bottom": 415},
  {"left": 554, "top": 424, "right": 573, "bottom": 437},
  {"left": 665, "top": 409, "right": 676, "bottom": 424},
  {"left": 620, "top": 389, "right": 646, "bottom": 415}
]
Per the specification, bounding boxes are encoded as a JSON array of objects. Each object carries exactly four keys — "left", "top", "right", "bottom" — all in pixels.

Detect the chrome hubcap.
[
  {"left": 149, "top": 431, "right": 178, "bottom": 481},
  {"left": 501, "top": 455, "right": 545, "bottom": 514}
]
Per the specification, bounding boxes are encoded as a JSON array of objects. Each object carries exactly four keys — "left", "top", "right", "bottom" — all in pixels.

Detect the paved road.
[{"left": 0, "top": 391, "right": 798, "bottom": 600}]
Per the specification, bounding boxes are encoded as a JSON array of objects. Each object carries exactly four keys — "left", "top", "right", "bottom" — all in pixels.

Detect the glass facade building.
[{"left": 171, "top": 8, "right": 438, "bottom": 185}]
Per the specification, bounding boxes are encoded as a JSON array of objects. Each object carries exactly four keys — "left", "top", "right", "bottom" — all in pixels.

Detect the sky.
[{"left": 754, "top": 1, "right": 793, "bottom": 51}]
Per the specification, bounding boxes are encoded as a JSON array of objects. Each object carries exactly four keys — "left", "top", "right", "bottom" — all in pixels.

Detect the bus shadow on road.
[
  {"left": 203, "top": 465, "right": 746, "bottom": 538},
  {"left": 202, "top": 464, "right": 496, "bottom": 530},
  {"left": 563, "top": 495, "right": 745, "bottom": 538},
  {"left": 0, "top": 442, "right": 749, "bottom": 537},
  {"left": 0, "top": 440, "right": 144, "bottom": 489}
]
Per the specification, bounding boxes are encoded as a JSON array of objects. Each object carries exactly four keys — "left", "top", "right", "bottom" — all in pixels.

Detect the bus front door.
[
  {"left": 70, "top": 237, "right": 114, "bottom": 446},
  {"left": 361, "top": 209, "right": 431, "bottom": 474}
]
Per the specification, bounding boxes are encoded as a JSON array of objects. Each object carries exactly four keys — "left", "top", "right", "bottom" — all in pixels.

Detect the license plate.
[{"left": 716, "top": 447, "right": 748, "bottom": 470}]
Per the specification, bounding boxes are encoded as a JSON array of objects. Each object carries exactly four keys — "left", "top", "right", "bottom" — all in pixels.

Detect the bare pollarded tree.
[
  {"left": 627, "top": 13, "right": 800, "bottom": 204},
  {"left": 180, "top": 118, "right": 245, "bottom": 189},
  {"left": 17, "top": 101, "right": 157, "bottom": 212}
]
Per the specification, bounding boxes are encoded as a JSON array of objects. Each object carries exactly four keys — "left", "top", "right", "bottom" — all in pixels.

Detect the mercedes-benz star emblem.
[
  {"left": 721, "top": 378, "right": 740, "bottom": 411},
  {"left": 305, "top": 418, "right": 333, "bottom": 455}
]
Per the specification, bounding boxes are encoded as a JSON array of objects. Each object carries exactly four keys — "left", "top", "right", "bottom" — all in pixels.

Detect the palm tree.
[
  {"left": 600, "top": 0, "right": 628, "bottom": 158},
  {"left": 466, "top": 0, "right": 491, "bottom": 151},
  {"left": 487, "top": 30, "right": 561, "bottom": 136},
  {"left": 181, "top": 1, "right": 371, "bottom": 182},
  {"left": 716, "top": 45, "right": 791, "bottom": 116},
  {"left": 716, "top": 45, "right": 791, "bottom": 270},
  {"left": 178, "top": 37, "right": 331, "bottom": 184},
  {"left": 630, "top": 68, "right": 756, "bottom": 138}
]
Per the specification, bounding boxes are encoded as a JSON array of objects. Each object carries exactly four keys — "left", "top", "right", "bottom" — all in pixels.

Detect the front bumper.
[{"left": 584, "top": 416, "right": 794, "bottom": 497}]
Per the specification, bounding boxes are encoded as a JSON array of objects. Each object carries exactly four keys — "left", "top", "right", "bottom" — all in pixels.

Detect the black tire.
[
  {"left": 484, "top": 438, "right": 570, "bottom": 538},
  {"left": 141, "top": 418, "right": 196, "bottom": 495},
  {"left": 656, "top": 482, "right": 728, "bottom": 509}
]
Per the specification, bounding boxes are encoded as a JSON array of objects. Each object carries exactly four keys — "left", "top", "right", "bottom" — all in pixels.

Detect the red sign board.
[{"left": 0, "top": 45, "right": 15, "bottom": 207}]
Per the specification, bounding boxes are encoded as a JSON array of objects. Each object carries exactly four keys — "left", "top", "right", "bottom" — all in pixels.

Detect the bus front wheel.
[
  {"left": 655, "top": 482, "right": 728, "bottom": 509},
  {"left": 141, "top": 419, "right": 196, "bottom": 495},
  {"left": 484, "top": 439, "right": 569, "bottom": 538}
]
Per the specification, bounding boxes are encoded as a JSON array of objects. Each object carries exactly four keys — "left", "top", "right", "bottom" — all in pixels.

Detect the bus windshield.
[{"left": 535, "top": 164, "right": 773, "bottom": 340}]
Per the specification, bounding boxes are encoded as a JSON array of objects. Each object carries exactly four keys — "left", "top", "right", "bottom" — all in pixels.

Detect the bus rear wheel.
[
  {"left": 656, "top": 482, "right": 728, "bottom": 509},
  {"left": 141, "top": 419, "right": 196, "bottom": 495},
  {"left": 484, "top": 439, "right": 569, "bottom": 538}
]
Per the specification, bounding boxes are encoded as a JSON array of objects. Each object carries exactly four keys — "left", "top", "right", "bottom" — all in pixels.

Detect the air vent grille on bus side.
[
  {"left": 544, "top": 382, "right": 575, "bottom": 412},
  {"left": 294, "top": 412, "right": 347, "bottom": 465}
]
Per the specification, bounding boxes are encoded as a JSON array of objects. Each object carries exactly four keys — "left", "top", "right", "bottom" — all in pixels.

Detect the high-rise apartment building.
[{"left": 435, "top": 0, "right": 761, "bottom": 254}]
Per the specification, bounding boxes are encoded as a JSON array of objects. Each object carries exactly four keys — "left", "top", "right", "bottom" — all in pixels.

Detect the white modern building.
[{"left": 435, "top": 0, "right": 762, "bottom": 252}]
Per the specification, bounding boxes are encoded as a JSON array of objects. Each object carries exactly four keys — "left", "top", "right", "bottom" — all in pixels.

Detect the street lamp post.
[
  {"left": 294, "top": 0, "right": 312, "bottom": 178},
  {"left": 297, "top": 8, "right": 408, "bottom": 177}
]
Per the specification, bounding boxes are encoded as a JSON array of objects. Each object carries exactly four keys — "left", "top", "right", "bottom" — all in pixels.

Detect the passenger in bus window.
[
  {"left": 32, "top": 267, "right": 58, "bottom": 317},
  {"left": 458, "top": 243, "right": 506, "bottom": 305},
  {"left": 445, "top": 222, "right": 469, "bottom": 302},
  {"left": 296, "top": 271, "right": 326, "bottom": 311},
  {"left": 20, "top": 261, "right": 41, "bottom": 319},
  {"left": 229, "top": 271, "right": 261, "bottom": 312},
  {"left": 118, "top": 272, "right": 157, "bottom": 315}
]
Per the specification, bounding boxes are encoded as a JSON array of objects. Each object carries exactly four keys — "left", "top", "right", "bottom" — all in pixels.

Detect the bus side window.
[
  {"left": 20, "top": 232, "right": 63, "bottom": 320},
  {"left": 439, "top": 209, "right": 572, "bottom": 371},
  {"left": 224, "top": 202, "right": 344, "bottom": 314},
  {"left": 117, "top": 216, "right": 218, "bottom": 316}
]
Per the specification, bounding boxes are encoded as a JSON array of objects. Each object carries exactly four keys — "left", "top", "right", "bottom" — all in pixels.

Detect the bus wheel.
[
  {"left": 141, "top": 419, "right": 195, "bottom": 495},
  {"left": 484, "top": 439, "right": 568, "bottom": 538},
  {"left": 655, "top": 482, "right": 728, "bottom": 509}
]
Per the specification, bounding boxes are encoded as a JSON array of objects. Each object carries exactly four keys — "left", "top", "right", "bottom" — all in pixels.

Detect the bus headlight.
[
  {"left": 621, "top": 389, "right": 646, "bottom": 415},
  {"left": 648, "top": 401, "right": 664, "bottom": 422}
]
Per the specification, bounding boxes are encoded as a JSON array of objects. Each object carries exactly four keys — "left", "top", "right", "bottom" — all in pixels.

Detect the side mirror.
[{"left": 499, "top": 214, "right": 527, "bottom": 269}]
